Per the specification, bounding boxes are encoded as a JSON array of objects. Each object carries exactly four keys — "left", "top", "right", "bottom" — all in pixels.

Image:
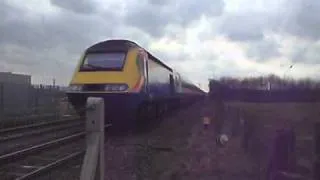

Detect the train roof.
[{"left": 86, "top": 39, "right": 172, "bottom": 71}]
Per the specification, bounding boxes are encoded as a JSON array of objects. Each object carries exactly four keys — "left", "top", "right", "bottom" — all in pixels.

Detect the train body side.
[{"left": 147, "top": 57, "right": 173, "bottom": 99}]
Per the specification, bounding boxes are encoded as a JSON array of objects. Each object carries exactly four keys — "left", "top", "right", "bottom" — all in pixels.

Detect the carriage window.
[{"left": 80, "top": 52, "right": 126, "bottom": 70}]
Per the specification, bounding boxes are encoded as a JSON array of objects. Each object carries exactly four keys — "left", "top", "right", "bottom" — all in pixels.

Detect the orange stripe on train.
[{"left": 131, "top": 76, "right": 145, "bottom": 92}]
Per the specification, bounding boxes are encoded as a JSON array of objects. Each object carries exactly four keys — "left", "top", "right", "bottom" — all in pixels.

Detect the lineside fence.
[
  {"left": 0, "top": 83, "right": 74, "bottom": 120},
  {"left": 209, "top": 81, "right": 320, "bottom": 102}
]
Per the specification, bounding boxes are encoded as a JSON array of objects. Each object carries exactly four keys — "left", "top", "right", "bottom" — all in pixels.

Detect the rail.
[
  {"left": 80, "top": 97, "right": 108, "bottom": 180},
  {"left": 0, "top": 116, "right": 80, "bottom": 134},
  {"left": 0, "top": 132, "right": 85, "bottom": 165}
]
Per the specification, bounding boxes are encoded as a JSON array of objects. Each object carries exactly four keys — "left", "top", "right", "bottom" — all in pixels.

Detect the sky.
[{"left": 1, "top": 0, "right": 320, "bottom": 92}]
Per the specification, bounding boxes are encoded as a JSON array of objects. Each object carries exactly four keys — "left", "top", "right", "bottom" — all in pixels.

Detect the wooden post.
[
  {"left": 242, "top": 118, "right": 253, "bottom": 153},
  {"left": 80, "top": 97, "right": 105, "bottom": 180},
  {"left": 203, "top": 117, "right": 210, "bottom": 129},
  {"left": 267, "top": 128, "right": 296, "bottom": 180}
]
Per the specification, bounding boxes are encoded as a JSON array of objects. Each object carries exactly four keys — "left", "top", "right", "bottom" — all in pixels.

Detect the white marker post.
[{"left": 80, "top": 97, "right": 105, "bottom": 180}]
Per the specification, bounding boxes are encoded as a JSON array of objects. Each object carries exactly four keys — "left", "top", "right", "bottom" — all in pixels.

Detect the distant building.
[{"left": 0, "top": 72, "right": 31, "bottom": 85}]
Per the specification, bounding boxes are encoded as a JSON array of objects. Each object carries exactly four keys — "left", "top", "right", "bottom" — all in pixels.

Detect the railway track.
[
  {"left": 0, "top": 119, "right": 85, "bottom": 156},
  {"left": 0, "top": 132, "right": 86, "bottom": 180},
  {"left": 0, "top": 113, "right": 78, "bottom": 129},
  {"left": 0, "top": 124, "right": 111, "bottom": 180},
  {"left": 0, "top": 116, "right": 81, "bottom": 135},
  {"left": 0, "top": 117, "right": 83, "bottom": 142}
]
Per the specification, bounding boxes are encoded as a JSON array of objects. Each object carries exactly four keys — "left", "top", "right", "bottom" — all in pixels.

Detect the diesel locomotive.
[{"left": 66, "top": 39, "right": 206, "bottom": 130}]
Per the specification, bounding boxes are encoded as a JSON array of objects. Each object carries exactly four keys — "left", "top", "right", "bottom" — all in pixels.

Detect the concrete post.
[
  {"left": 80, "top": 97, "right": 105, "bottom": 180},
  {"left": 58, "top": 98, "right": 68, "bottom": 118}
]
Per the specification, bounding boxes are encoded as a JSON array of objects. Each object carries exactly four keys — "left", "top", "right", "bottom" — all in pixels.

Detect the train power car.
[{"left": 66, "top": 39, "right": 206, "bottom": 130}]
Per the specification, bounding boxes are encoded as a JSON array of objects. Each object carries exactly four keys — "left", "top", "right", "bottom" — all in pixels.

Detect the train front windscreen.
[{"left": 80, "top": 52, "right": 126, "bottom": 71}]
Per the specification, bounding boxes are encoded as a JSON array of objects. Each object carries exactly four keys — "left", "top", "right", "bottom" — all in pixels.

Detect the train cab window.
[{"left": 80, "top": 52, "right": 126, "bottom": 71}]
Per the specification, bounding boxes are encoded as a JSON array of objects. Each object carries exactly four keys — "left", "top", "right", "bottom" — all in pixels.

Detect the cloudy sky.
[{"left": 1, "top": 0, "right": 320, "bottom": 91}]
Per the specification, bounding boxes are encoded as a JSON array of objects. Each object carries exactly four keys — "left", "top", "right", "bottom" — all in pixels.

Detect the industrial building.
[{"left": 0, "top": 72, "right": 31, "bottom": 85}]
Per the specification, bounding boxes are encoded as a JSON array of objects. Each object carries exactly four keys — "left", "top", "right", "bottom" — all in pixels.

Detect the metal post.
[{"left": 80, "top": 97, "right": 105, "bottom": 180}]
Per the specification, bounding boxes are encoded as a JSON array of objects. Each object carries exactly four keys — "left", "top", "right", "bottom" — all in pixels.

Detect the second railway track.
[
  {"left": 0, "top": 117, "right": 82, "bottom": 136},
  {"left": 0, "top": 123, "right": 111, "bottom": 180},
  {"left": 0, "top": 120, "right": 85, "bottom": 156},
  {"left": 0, "top": 132, "right": 85, "bottom": 180},
  {"left": 0, "top": 119, "right": 84, "bottom": 142}
]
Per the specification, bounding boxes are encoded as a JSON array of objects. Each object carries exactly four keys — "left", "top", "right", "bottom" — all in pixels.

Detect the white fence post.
[{"left": 80, "top": 97, "right": 105, "bottom": 180}]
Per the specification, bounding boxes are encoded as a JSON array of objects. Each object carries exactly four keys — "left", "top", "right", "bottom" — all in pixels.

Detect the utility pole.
[
  {"left": 53, "top": 78, "right": 56, "bottom": 87},
  {"left": 283, "top": 65, "right": 293, "bottom": 89}
]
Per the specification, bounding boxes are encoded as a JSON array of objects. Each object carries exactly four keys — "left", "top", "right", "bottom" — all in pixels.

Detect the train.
[{"left": 66, "top": 39, "right": 206, "bottom": 130}]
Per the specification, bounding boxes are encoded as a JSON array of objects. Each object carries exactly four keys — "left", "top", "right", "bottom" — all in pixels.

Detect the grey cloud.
[
  {"left": 0, "top": 1, "right": 26, "bottom": 22},
  {"left": 176, "top": 0, "right": 224, "bottom": 24},
  {"left": 219, "top": 0, "right": 320, "bottom": 42},
  {"left": 111, "top": 26, "right": 154, "bottom": 48},
  {"left": 150, "top": 48, "right": 190, "bottom": 63},
  {"left": 0, "top": 2, "right": 120, "bottom": 85},
  {"left": 50, "top": 0, "right": 97, "bottom": 14},
  {"left": 125, "top": 4, "right": 171, "bottom": 38},
  {"left": 227, "top": 32, "right": 263, "bottom": 42},
  {"left": 212, "top": 10, "right": 282, "bottom": 62},
  {"left": 164, "top": 25, "right": 187, "bottom": 43},
  {"left": 218, "top": 12, "right": 275, "bottom": 42},
  {"left": 0, "top": 10, "right": 116, "bottom": 54},
  {"left": 124, "top": 0, "right": 225, "bottom": 38},
  {"left": 246, "top": 39, "right": 281, "bottom": 61},
  {"left": 0, "top": 45, "right": 37, "bottom": 66},
  {"left": 215, "top": 1, "right": 320, "bottom": 63},
  {"left": 277, "top": 0, "right": 320, "bottom": 40},
  {"left": 0, "top": 43, "right": 76, "bottom": 84},
  {"left": 291, "top": 43, "right": 320, "bottom": 64},
  {"left": 205, "top": 60, "right": 251, "bottom": 79},
  {"left": 4, "top": 0, "right": 320, "bottom": 85},
  {"left": 147, "top": 0, "right": 171, "bottom": 6}
]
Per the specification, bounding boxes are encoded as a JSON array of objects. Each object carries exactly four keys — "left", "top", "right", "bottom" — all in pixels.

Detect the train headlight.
[
  {"left": 104, "top": 85, "right": 111, "bottom": 91},
  {"left": 104, "top": 84, "right": 128, "bottom": 92},
  {"left": 68, "top": 84, "right": 83, "bottom": 92},
  {"left": 118, "top": 84, "right": 128, "bottom": 91}
]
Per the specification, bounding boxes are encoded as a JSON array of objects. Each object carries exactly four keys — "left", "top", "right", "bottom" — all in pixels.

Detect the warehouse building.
[
  {"left": 0, "top": 72, "right": 31, "bottom": 85},
  {"left": 0, "top": 72, "right": 32, "bottom": 116}
]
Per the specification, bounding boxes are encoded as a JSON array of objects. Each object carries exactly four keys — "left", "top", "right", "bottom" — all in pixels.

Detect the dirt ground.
[
  {"left": 104, "top": 101, "right": 256, "bottom": 180},
  {"left": 103, "top": 101, "right": 318, "bottom": 180}
]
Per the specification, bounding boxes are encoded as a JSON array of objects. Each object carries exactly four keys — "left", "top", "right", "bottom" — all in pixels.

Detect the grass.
[
  {"left": 106, "top": 101, "right": 318, "bottom": 180},
  {"left": 146, "top": 101, "right": 319, "bottom": 179},
  {"left": 227, "top": 102, "right": 319, "bottom": 179}
]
